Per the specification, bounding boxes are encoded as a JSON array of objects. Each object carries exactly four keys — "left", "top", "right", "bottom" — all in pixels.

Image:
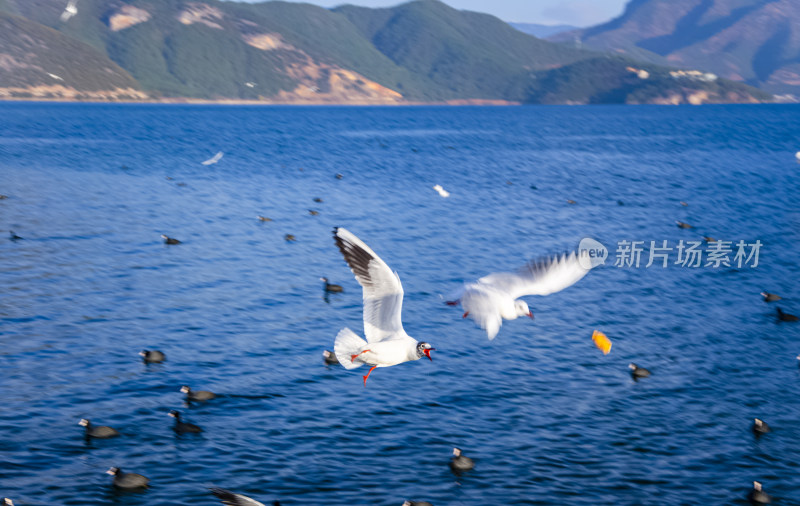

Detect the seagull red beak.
[
  {"left": 527, "top": 311, "right": 534, "bottom": 319},
  {"left": 423, "top": 348, "right": 434, "bottom": 361}
]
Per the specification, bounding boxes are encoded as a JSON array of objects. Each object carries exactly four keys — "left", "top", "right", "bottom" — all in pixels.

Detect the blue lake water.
[{"left": 1, "top": 102, "right": 800, "bottom": 505}]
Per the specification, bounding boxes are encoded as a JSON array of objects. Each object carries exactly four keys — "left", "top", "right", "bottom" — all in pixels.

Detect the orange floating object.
[{"left": 592, "top": 330, "right": 612, "bottom": 355}]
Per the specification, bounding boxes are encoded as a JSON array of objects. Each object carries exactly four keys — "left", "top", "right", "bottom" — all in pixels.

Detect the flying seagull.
[
  {"left": 332, "top": 227, "right": 434, "bottom": 385},
  {"left": 433, "top": 184, "right": 450, "bottom": 197},
  {"left": 210, "top": 488, "right": 270, "bottom": 506},
  {"left": 60, "top": 0, "right": 77, "bottom": 21},
  {"left": 448, "top": 250, "right": 593, "bottom": 340},
  {"left": 201, "top": 151, "right": 224, "bottom": 165}
]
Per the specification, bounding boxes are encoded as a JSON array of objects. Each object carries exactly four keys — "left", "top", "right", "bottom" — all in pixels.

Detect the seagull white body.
[
  {"left": 60, "top": 0, "right": 77, "bottom": 21},
  {"left": 796, "top": 151, "right": 800, "bottom": 163},
  {"left": 433, "top": 184, "right": 450, "bottom": 197},
  {"left": 47, "top": 72, "right": 64, "bottom": 81},
  {"left": 451, "top": 251, "right": 592, "bottom": 340},
  {"left": 332, "top": 227, "right": 433, "bottom": 385},
  {"left": 201, "top": 151, "right": 224, "bottom": 165}
]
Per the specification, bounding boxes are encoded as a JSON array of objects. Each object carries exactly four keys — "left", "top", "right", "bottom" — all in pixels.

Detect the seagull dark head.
[{"left": 416, "top": 342, "right": 435, "bottom": 361}]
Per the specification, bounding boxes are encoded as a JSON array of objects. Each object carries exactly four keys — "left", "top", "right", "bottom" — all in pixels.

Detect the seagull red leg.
[
  {"left": 350, "top": 349, "right": 371, "bottom": 363},
  {"left": 363, "top": 366, "right": 377, "bottom": 386},
  {"left": 463, "top": 311, "right": 469, "bottom": 318}
]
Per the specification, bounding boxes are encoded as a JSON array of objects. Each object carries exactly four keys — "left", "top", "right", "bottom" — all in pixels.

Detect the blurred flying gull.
[
  {"left": 201, "top": 151, "right": 224, "bottom": 165},
  {"left": 433, "top": 184, "right": 450, "bottom": 198},
  {"left": 60, "top": 0, "right": 78, "bottom": 21}
]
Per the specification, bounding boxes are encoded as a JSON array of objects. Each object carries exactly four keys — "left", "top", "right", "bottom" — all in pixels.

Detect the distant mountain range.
[
  {"left": 510, "top": 23, "right": 577, "bottom": 39},
  {"left": 549, "top": 0, "right": 800, "bottom": 96},
  {"left": 0, "top": 0, "right": 773, "bottom": 104}
]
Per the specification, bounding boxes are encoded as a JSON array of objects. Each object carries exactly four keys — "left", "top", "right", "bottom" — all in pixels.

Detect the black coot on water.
[
  {"left": 181, "top": 385, "right": 216, "bottom": 402},
  {"left": 79, "top": 419, "right": 119, "bottom": 439},
  {"left": 140, "top": 350, "right": 165, "bottom": 363},
  {"left": 169, "top": 410, "right": 203, "bottom": 434},
  {"left": 106, "top": 467, "right": 149, "bottom": 489},
  {"left": 449, "top": 447, "right": 474, "bottom": 474}
]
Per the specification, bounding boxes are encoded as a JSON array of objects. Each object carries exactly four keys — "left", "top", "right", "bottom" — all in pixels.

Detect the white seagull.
[
  {"left": 201, "top": 151, "right": 224, "bottom": 165},
  {"left": 332, "top": 227, "right": 434, "bottom": 385},
  {"left": 448, "top": 250, "right": 592, "bottom": 340},
  {"left": 433, "top": 184, "right": 450, "bottom": 197},
  {"left": 60, "top": 0, "right": 78, "bottom": 21}
]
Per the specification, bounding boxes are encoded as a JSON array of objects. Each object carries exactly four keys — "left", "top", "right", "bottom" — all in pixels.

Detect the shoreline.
[
  {"left": 0, "top": 96, "right": 521, "bottom": 106},
  {"left": 0, "top": 96, "right": 791, "bottom": 106}
]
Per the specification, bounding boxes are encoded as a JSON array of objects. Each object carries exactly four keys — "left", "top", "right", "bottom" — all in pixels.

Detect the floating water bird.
[
  {"left": 777, "top": 308, "right": 799, "bottom": 321},
  {"left": 210, "top": 488, "right": 275, "bottom": 506},
  {"left": 161, "top": 234, "right": 181, "bottom": 245},
  {"left": 323, "top": 350, "right": 340, "bottom": 365},
  {"left": 321, "top": 277, "right": 343, "bottom": 293},
  {"left": 313, "top": 197, "right": 323, "bottom": 203},
  {"left": 795, "top": 152, "right": 800, "bottom": 163},
  {"left": 752, "top": 418, "right": 771, "bottom": 436},
  {"left": 106, "top": 467, "right": 149, "bottom": 489},
  {"left": 447, "top": 251, "right": 592, "bottom": 340},
  {"left": 79, "top": 419, "right": 119, "bottom": 439},
  {"left": 9, "top": 231, "right": 22, "bottom": 241},
  {"left": 139, "top": 350, "right": 166, "bottom": 363},
  {"left": 566, "top": 199, "right": 577, "bottom": 204},
  {"left": 2, "top": 499, "right": 14, "bottom": 506},
  {"left": 592, "top": 330, "right": 612, "bottom": 355},
  {"left": 335, "top": 173, "right": 343, "bottom": 179},
  {"left": 0, "top": 195, "right": 8, "bottom": 199},
  {"left": 59, "top": 0, "right": 77, "bottom": 22},
  {"left": 201, "top": 151, "right": 224, "bottom": 165},
  {"left": 703, "top": 236, "right": 716, "bottom": 243},
  {"left": 680, "top": 201, "right": 689, "bottom": 206},
  {"left": 449, "top": 448, "right": 474, "bottom": 473},
  {"left": 761, "top": 292, "right": 781, "bottom": 302},
  {"left": 403, "top": 501, "right": 433, "bottom": 506},
  {"left": 629, "top": 363, "right": 651, "bottom": 379},
  {"left": 309, "top": 210, "right": 320, "bottom": 216},
  {"left": 169, "top": 410, "right": 203, "bottom": 433},
  {"left": 676, "top": 221, "right": 693, "bottom": 229},
  {"left": 181, "top": 385, "right": 216, "bottom": 402},
  {"left": 284, "top": 234, "right": 296, "bottom": 242},
  {"left": 433, "top": 184, "right": 450, "bottom": 198},
  {"left": 747, "top": 481, "right": 772, "bottom": 504},
  {"left": 332, "top": 227, "right": 435, "bottom": 385},
  {"left": 257, "top": 215, "right": 272, "bottom": 222}
]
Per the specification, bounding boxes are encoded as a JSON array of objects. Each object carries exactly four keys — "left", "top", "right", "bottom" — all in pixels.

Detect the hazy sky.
[{"left": 237, "top": 0, "right": 630, "bottom": 27}]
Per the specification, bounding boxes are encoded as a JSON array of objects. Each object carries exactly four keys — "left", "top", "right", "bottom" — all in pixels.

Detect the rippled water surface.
[{"left": 2, "top": 103, "right": 800, "bottom": 505}]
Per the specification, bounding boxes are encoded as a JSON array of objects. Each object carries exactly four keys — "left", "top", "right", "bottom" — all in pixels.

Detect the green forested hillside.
[{"left": 0, "top": 0, "right": 773, "bottom": 103}]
